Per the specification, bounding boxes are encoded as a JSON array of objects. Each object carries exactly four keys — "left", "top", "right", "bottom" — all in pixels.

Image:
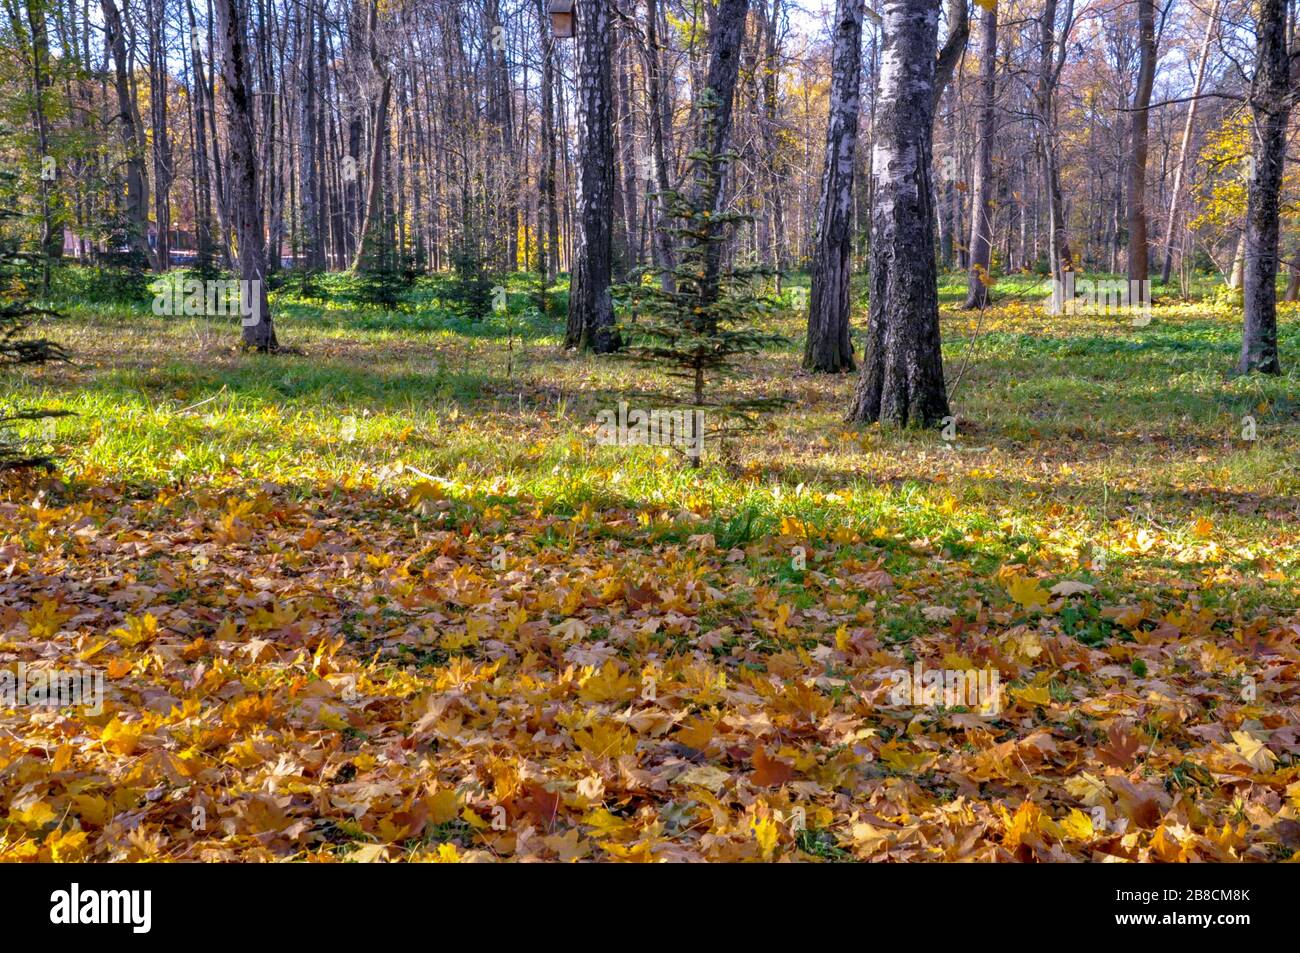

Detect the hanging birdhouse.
[{"left": 549, "top": 0, "right": 575, "bottom": 38}]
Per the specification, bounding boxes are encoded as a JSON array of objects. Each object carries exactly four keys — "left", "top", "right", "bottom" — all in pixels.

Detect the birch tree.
[
  {"left": 848, "top": 0, "right": 950, "bottom": 428},
  {"left": 1239, "top": 0, "right": 1290, "bottom": 374}
]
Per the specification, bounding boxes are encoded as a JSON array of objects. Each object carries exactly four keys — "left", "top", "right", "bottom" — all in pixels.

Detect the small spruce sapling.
[{"left": 617, "top": 90, "right": 790, "bottom": 467}]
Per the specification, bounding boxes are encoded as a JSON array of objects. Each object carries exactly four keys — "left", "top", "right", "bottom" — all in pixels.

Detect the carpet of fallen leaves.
[{"left": 2, "top": 466, "right": 1298, "bottom": 862}]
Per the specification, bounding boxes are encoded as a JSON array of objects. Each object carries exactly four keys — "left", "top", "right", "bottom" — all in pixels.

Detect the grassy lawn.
[{"left": 1, "top": 270, "right": 1297, "bottom": 861}]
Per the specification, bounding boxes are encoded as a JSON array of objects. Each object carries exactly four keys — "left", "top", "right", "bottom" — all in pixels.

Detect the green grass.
[{"left": 5, "top": 264, "right": 1298, "bottom": 619}]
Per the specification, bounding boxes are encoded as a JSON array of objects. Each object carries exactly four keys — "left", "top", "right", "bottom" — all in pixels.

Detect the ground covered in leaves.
[{"left": 1, "top": 273, "right": 1298, "bottom": 861}]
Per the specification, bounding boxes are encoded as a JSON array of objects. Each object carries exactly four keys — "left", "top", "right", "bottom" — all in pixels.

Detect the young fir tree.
[
  {"left": 0, "top": 210, "right": 70, "bottom": 470},
  {"left": 353, "top": 214, "right": 410, "bottom": 311},
  {"left": 618, "top": 90, "right": 789, "bottom": 467},
  {"left": 446, "top": 242, "right": 495, "bottom": 321}
]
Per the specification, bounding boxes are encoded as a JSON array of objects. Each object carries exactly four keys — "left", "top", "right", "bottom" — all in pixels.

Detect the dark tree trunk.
[
  {"left": 214, "top": 0, "right": 277, "bottom": 350},
  {"left": 1037, "top": 0, "right": 1074, "bottom": 286},
  {"left": 101, "top": 0, "right": 156, "bottom": 270},
  {"left": 351, "top": 1, "right": 392, "bottom": 272},
  {"left": 147, "top": 0, "right": 172, "bottom": 272},
  {"left": 1239, "top": 0, "right": 1289, "bottom": 374},
  {"left": 642, "top": 0, "right": 676, "bottom": 290},
  {"left": 691, "top": 0, "right": 751, "bottom": 318},
  {"left": 848, "top": 0, "right": 950, "bottom": 428},
  {"left": 1125, "top": 0, "right": 1155, "bottom": 283},
  {"left": 535, "top": 0, "right": 558, "bottom": 284},
  {"left": 1159, "top": 0, "right": 1217, "bottom": 284},
  {"left": 187, "top": 4, "right": 216, "bottom": 272},
  {"left": 566, "top": 0, "right": 619, "bottom": 352},
  {"left": 931, "top": 0, "right": 969, "bottom": 110},
  {"left": 759, "top": 0, "right": 787, "bottom": 276},
  {"left": 1285, "top": 240, "right": 1300, "bottom": 302},
  {"left": 963, "top": 0, "right": 997, "bottom": 309},
  {"left": 616, "top": 18, "right": 640, "bottom": 276},
  {"left": 299, "top": 0, "right": 325, "bottom": 270},
  {"left": 804, "top": 0, "right": 865, "bottom": 373}
]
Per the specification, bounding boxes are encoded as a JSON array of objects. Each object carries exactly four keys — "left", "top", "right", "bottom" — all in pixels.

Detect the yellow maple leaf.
[
  {"left": 431, "top": 843, "right": 461, "bottom": 863},
  {"left": 1001, "top": 800, "right": 1042, "bottom": 849},
  {"left": 1065, "top": 771, "right": 1109, "bottom": 806},
  {"left": 46, "top": 828, "right": 90, "bottom": 862},
  {"left": 751, "top": 815, "right": 780, "bottom": 859},
  {"left": 1059, "top": 808, "right": 1095, "bottom": 841},
  {"left": 573, "top": 722, "right": 637, "bottom": 759},
  {"left": 71, "top": 795, "right": 111, "bottom": 827},
  {"left": 1005, "top": 575, "right": 1049, "bottom": 610},
  {"left": 100, "top": 717, "right": 141, "bottom": 755},
  {"left": 111, "top": 612, "right": 158, "bottom": 647},
  {"left": 1011, "top": 684, "right": 1052, "bottom": 708},
  {"left": 578, "top": 662, "right": 637, "bottom": 703},
  {"left": 9, "top": 800, "right": 55, "bottom": 828},
  {"left": 22, "top": 599, "right": 72, "bottom": 639},
  {"left": 1228, "top": 731, "right": 1277, "bottom": 772},
  {"left": 427, "top": 788, "right": 460, "bottom": 825}
]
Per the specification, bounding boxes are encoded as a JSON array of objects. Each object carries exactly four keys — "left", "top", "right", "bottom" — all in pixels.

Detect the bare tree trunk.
[
  {"left": 1228, "top": 232, "right": 1245, "bottom": 289},
  {"left": 351, "top": 1, "right": 392, "bottom": 272},
  {"left": 298, "top": 0, "right": 324, "bottom": 270},
  {"left": 616, "top": 16, "right": 640, "bottom": 277},
  {"left": 148, "top": 0, "right": 172, "bottom": 272},
  {"left": 849, "top": 0, "right": 950, "bottom": 428},
  {"left": 1159, "top": 0, "right": 1217, "bottom": 284},
  {"left": 566, "top": 0, "right": 619, "bottom": 352},
  {"left": 760, "top": 0, "right": 787, "bottom": 277},
  {"left": 1125, "top": 0, "right": 1156, "bottom": 283},
  {"left": 535, "top": 0, "right": 558, "bottom": 284},
  {"left": 1239, "top": 0, "right": 1288, "bottom": 374},
  {"left": 214, "top": 0, "right": 277, "bottom": 350},
  {"left": 1037, "top": 0, "right": 1074, "bottom": 290},
  {"left": 642, "top": 0, "right": 676, "bottom": 290},
  {"left": 101, "top": 0, "right": 156, "bottom": 270},
  {"left": 963, "top": 0, "right": 997, "bottom": 309},
  {"left": 186, "top": 5, "right": 216, "bottom": 272},
  {"left": 9, "top": 0, "right": 57, "bottom": 291},
  {"left": 1285, "top": 240, "right": 1300, "bottom": 301},
  {"left": 931, "top": 0, "right": 969, "bottom": 110},
  {"left": 691, "top": 0, "right": 751, "bottom": 319},
  {"left": 804, "top": 0, "right": 865, "bottom": 373}
]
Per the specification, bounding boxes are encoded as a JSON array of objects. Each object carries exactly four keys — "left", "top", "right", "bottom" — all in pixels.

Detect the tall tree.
[
  {"left": 566, "top": 0, "right": 619, "bottom": 352},
  {"left": 147, "top": 0, "right": 172, "bottom": 271},
  {"left": 848, "top": 0, "right": 950, "bottom": 427},
  {"left": 1159, "top": 0, "right": 1218, "bottom": 284},
  {"left": 691, "top": 0, "right": 754, "bottom": 312},
  {"left": 804, "top": 0, "right": 865, "bottom": 373},
  {"left": 1239, "top": 0, "right": 1290, "bottom": 374},
  {"left": 962, "top": 0, "right": 997, "bottom": 309},
  {"left": 642, "top": 0, "right": 677, "bottom": 290},
  {"left": 298, "top": 0, "right": 325, "bottom": 271},
  {"left": 101, "top": 0, "right": 156, "bottom": 270},
  {"left": 350, "top": 0, "right": 393, "bottom": 272},
  {"left": 1036, "top": 0, "right": 1074, "bottom": 291},
  {"left": 691, "top": 0, "right": 751, "bottom": 320},
  {"left": 536, "top": 0, "right": 559, "bottom": 284},
  {"left": 214, "top": 0, "right": 277, "bottom": 350},
  {"left": 1125, "top": 0, "right": 1156, "bottom": 284},
  {"left": 932, "top": 0, "right": 970, "bottom": 109}
]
